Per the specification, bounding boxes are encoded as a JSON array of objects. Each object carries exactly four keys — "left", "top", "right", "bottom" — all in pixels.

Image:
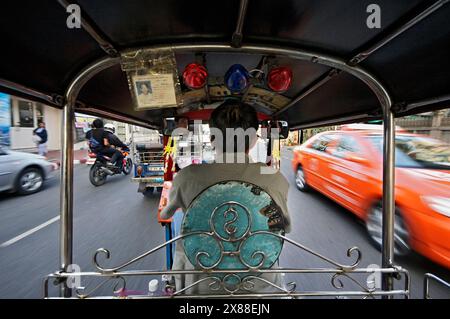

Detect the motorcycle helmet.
[{"left": 104, "top": 123, "right": 116, "bottom": 134}]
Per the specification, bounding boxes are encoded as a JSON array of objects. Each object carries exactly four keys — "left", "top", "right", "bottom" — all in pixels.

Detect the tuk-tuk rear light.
[
  {"left": 225, "top": 64, "right": 249, "bottom": 93},
  {"left": 136, "top": 165, "right": 143, "bottom": 177},
  {"left": 267, "top": 66, "right": 293, "bottom": 92},
  {"left": 182, "top": 63, "right": 208, "bottom": 89}
]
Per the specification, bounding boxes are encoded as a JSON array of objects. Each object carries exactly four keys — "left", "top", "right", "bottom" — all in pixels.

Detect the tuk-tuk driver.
[{"left": 161, "top": 99, "right": 291, "bottom": 294}]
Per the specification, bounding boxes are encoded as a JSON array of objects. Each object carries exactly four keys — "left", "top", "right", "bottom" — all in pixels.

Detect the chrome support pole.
[
  {"left": 231, "top": 0, "right": 249, "bottom": 48},
  {"left": 58, "top": 57, "right": 120, "bottom": 297},
  {"left": 59, "top": 94, "right": 75, "bottom": 297},
  {"left": 381, "top": 107, "right": 396, "bottom": 296}
]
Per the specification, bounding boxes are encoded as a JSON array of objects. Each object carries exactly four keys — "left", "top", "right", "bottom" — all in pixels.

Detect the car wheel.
[
  {"left": 295, "top": 166, "right": 309, "bottom": 191},
  {"left": 365, "top": 202, "right": 411, "bottom": 256},
  {"left": 17, "top": 167, "right": 44, "bottom": 195}
]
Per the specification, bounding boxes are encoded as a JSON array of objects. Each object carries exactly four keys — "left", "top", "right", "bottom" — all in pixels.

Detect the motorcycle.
[{"left": 88, "top": 147, "right": 133, "bottom": 186}]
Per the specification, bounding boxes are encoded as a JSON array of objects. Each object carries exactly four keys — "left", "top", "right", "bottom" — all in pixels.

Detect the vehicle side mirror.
[
  {"left": 278, "top": 121, "right": 289, "bottom": 139},
  {"left": 345, "top": 153, "right": 370, "bottom": 165},
  {"left": 163, "top": 119, "right": 176, "bottom": 136},
  {"left": 269, "top": 121, "right": 289, "bottom": 139}
]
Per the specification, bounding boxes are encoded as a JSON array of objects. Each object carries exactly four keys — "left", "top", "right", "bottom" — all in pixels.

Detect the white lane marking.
[{"left": 0, "top": 216, "right": 60, "bottom": 248}]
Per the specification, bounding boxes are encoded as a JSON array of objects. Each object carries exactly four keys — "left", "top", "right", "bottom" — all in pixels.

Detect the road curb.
[
  {"left": 50, "top": 158, "right": 88, "bottom": 169},
  {"left": 76, "top": 158, "right": 88, "bottom": 165}
]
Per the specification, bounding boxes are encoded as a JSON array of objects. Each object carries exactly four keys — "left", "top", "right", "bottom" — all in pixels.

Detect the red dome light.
[
  {"left": 183, "top": 63, "right": 208, "bottom": 89},
  {"left": 267, "top": 67, "right": 293, "bottom": 92}
]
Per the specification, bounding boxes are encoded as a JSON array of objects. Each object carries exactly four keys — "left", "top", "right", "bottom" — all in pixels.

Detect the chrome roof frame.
[{"left": 57, "top": 43, "right": 397, "bottom": 297}]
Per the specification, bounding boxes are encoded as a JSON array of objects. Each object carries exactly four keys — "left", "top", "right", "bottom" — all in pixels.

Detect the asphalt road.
[{"left": 0, "top": 150, "right": 449, "bottom": 299}]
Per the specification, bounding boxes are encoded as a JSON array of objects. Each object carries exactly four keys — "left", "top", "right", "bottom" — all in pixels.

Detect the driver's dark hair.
[
  {"left": 209, "top": 99, "right": 259, "bottom": 152},
  {"left": 92, "top": 118, "right": 104, "bottom": 129}
]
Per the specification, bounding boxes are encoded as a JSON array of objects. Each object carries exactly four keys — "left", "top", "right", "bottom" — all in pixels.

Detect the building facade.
[
  {"left": 0, "top": 93, "right": 164, "bottom": 153},
  {"left": 0, "top": 94, "right": 62, "bottom": 152},
  {"left": 396, "top": 109, "right": 450, "bottom": 143}
]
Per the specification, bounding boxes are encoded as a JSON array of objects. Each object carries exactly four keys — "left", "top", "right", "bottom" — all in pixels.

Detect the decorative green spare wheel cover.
[{"left": 181, "top": 181, "right": 285, "bottom": 283}]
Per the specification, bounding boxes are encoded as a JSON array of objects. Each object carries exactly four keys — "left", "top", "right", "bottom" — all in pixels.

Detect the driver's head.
[
  {"left": 176, "top": 117, "right": 189, "bottom": 129},
  {"left": 209, "top": 99, "right": 259, "bottom": 154},
  {"left": 92, "top": 118, "right": 104, "bottom": 129}
]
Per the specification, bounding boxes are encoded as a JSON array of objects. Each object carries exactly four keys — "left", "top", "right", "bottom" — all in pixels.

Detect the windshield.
[{"left": 367, "top": 135, "right": 450, "bottom": 169}]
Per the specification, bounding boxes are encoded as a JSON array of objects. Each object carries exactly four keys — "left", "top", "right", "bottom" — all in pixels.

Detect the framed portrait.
[
  {"left": 131, "top": 73, "right": 178, "bottom": 110},
  {"left": 122, "top": 49, "right": 182, "bottom": 111}
]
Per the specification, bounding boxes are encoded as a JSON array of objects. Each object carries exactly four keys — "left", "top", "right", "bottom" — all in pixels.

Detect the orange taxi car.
[{"left": 292, "top": 124, "right": 450, "bottom": 269}]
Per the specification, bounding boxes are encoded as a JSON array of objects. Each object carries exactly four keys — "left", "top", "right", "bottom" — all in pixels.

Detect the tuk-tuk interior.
[{"left": 1, "top": 0, "right": 450, "bottom": 298}]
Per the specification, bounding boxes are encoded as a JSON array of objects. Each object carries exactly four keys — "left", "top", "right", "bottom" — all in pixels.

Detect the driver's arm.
[{"left": 160, "top": 171, "right": 186, "bottom": 219}]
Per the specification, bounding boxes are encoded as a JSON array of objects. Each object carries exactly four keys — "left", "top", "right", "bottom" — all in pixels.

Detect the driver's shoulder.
[
  {"left": 177, "top": 163, "right": 212, "bottom": 177},
  {"left": 248, "top": 164, "right": 289, "bottom": 189}
]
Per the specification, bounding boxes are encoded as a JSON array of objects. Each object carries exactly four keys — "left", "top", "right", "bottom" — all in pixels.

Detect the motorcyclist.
[
  {"left": 85, "top": 119, "right": 121, "bottom": 169},
  {"left": 104, "top": 123, "right": 129, "bottom": 169},
  {"left": 85, "top": 118, "right": 110, "bottom": 153}
]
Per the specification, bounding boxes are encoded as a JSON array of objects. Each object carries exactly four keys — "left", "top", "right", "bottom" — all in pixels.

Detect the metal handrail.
[
  {"left": 423, "top": 273, "right": 450, "bottom": 299},
  {"left": 43, "top": 226, "right": 411, "bottom": 299},
  {"left": 44, "top": 267, "right": 410, "bottom": 299}
]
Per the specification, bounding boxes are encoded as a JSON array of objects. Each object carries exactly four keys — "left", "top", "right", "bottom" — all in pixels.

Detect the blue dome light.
[{"left": 224, "top": 64, "right": 249, "bottom": 93}]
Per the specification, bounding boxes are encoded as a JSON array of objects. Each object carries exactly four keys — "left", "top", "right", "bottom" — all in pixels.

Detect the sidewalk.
[
  {"left": 45, "top": 141, "right": 89, "bottom": 167},
  {"left": 46, "top": 149, "right": 88, "bottom": 167}
]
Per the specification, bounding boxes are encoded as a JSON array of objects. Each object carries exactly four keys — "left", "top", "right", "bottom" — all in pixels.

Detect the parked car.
[
  {"left": 292, "top": 124, "right": 450, "bottom": 269},
  {"left": 0, "top": 146, "right": 56, "bottom": 195}
]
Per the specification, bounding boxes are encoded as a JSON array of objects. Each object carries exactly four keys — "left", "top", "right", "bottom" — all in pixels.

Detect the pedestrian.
[{"left": 33, "top": 122, "right": 48, "bottom": 157}]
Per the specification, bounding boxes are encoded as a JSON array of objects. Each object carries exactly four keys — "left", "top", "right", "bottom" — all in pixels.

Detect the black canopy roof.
[{"left": 1, "top": 0, "right": 449, "bottom": 129}]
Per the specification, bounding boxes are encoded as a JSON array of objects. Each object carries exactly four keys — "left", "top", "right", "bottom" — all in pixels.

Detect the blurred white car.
[{"left": 0, "top": 146, "right": 56, "bottom": 195}]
